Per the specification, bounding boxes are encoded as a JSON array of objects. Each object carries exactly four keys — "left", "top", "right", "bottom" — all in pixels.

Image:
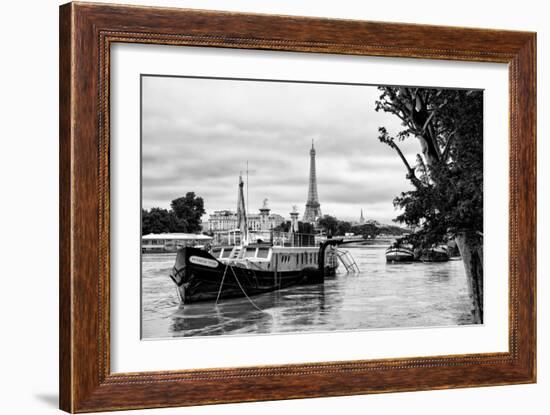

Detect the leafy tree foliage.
[
  {"left": 142, "top": 192, "right": 205, "bottom": 235},
  {"left": 141, "top": 208, "right": 182, "bottom": 235},
  {"left": 273, "top": 220, "right": 291, "bottom": 232},
  {"left": 170, "top": 192, "right": 206, "bottom": 233},
  {"left": 375, "top": 87, "right": 483, "bottom": 247},
  {"left": 336, "top": 220, "right": 353, "bottom": 236},
  {"left": 318, "top": 215, "right": 338, "bottom": 235},
  {"left": 351, "top": 223, "right": 380, "bottom": 239}
]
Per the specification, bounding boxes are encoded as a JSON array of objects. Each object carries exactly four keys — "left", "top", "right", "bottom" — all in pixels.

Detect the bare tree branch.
[{"left": 387, "top": 140, "right": 423, "bottom": 189}]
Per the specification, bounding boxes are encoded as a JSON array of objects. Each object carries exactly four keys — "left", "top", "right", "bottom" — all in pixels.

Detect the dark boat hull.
[
  {"left": 420, "top": 248, "right": 450, "bottom": 263},
  {"left": 169, "top": 247, "right": 325, "bottom": 304},
  {"left": 385, "top": 247, "right": 415, "bottom": 263}
]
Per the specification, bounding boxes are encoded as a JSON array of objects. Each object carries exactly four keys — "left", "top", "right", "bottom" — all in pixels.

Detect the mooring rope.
[
  {"left": 215, "top": 263, "right": 230, "bottom": 305},
  {"left": 229, "top": 265, "right": 264, "bottom": 312}
]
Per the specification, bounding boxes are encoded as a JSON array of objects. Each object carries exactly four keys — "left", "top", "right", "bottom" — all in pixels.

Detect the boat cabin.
[{"left": 210, "top": 245, "right": 335, "bottom": 272}]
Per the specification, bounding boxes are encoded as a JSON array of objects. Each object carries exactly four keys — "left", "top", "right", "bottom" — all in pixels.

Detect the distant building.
[
  {"left": 141, "top": 233, "right": 213, "bottom": 253},
  {"left": 207, "top": 210, "right": 237, "bottom": 232},
  {"left": 359, "top": 208, "right": 365, "bottom": 224},
  {"left": 207, "top": 206, "right": 285, "bottom": 233}
]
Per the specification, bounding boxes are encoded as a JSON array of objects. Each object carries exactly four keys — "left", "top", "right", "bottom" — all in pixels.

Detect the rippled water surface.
[{"left": 141, "top": 243, "right": 476, "bottom": 339}]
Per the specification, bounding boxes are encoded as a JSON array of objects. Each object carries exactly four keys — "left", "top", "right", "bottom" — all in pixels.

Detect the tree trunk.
[{"left": 455, "top": 231, "right": 483, "bottom": 324}]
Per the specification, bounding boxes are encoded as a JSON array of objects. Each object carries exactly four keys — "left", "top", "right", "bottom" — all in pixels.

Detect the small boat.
[
  {"left": 420, "top": 245, "right": 450, "bottom": 263},
  {"left": 385, "top": 245, "right": 414, "bottom": 263}
]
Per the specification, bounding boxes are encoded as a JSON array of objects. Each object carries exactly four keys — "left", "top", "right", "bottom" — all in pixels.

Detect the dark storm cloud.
[{"left": 141, "top": 76, "right": 420, "bottom": 223}]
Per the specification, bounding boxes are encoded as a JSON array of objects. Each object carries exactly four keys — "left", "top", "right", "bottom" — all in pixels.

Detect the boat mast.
[
  {"left": 236, "top": 174, "right": 248, "bottom": 245},
  {"left": 246, "top": 160, "right": 249, "bottom": 218}
]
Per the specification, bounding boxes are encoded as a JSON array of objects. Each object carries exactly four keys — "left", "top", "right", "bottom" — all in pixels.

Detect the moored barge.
[
  {"left": 169, "top": 174, "right": 343, "bottom": 304},
  {"left": 169, "top": 242, "right": 339, "bottom": 304}
]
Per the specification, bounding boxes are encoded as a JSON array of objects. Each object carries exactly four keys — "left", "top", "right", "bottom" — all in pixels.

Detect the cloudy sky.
[{"left": 141, "top": 75, "right": 420, "bottom": 224}]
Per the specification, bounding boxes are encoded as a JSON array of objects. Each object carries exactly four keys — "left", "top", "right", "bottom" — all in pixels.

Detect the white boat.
[{"left": 385, "top": 245, "right": 414, "bottom": 263}]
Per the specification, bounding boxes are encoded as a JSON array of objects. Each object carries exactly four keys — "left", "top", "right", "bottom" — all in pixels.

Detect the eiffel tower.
[{"left": 303, "top": 140, "right": 322, "bottom": 223}]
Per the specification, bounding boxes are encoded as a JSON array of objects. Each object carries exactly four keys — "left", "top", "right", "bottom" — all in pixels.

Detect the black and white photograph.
[
  {"left": 140, "top": 75, "right": 484, "bottom": 339},
  {"left": 3, "top": 0, "right": 545, "bottom": 413}
]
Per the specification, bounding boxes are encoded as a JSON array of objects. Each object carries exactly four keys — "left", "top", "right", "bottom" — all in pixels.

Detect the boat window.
[
  {"left": 221, "top": 249, "right": 232, "bottom": 258},
  {"left": 244, "top": 247, "right": 257, "bottom": 258},
  {"left": 257, "top": 248, "right": 269, "bottom": 258}
]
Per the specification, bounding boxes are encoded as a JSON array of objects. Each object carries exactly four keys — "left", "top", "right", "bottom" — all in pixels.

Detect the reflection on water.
[{"left": 141, "top": 244, "right": 475, "bottom": 339}]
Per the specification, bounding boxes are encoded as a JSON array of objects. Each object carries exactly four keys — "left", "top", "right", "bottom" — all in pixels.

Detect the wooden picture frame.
[{"left": 59, "top": 2, "right": 536, "bottom": 412}]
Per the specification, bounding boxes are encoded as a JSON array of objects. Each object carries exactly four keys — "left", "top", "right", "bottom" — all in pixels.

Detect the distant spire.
[
  {"left": 360, "top": 208, "right": 365, "bottom": 224},
  {"left": 303, "top": 141, "right": 321, "bottom": 223}
]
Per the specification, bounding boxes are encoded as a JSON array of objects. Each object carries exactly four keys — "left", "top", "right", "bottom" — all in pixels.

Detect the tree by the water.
[
  {"left": 352, "top": 223, "right": 381, "bottom": 239},
  {"left": 142, "top": 192, "right": 206, "bottom": 235},
  {"left": 170, "top": 192, "right": 206, "bottom": 233},
  {"left": 375, "top": 86, "right": 484, "bottom": 323},
  {"left": 318, "top": 214, "right": 339, "bottom": 235},
  {"left": 141, "top": 208, "right": 184, "bottom": 235},
  {"left": 336, "top": 220, "right": 353, "bottom": 236}
]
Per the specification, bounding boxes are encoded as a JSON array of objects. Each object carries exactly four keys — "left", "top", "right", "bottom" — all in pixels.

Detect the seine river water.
[{"left": 141, "top": 243, "right": 476, "bottom": 339}]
